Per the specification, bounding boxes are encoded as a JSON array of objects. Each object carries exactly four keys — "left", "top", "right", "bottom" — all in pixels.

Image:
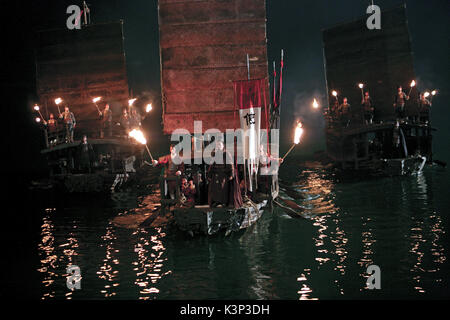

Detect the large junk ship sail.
[
  {"left": 157, "top": 0, "right": 277, "bottom": 235},
  {"left": 322, "top": 5, "right": 433, "bottom": 175},
  {"left": 35, "top": 21, "right": 145, "bottom": 192}
]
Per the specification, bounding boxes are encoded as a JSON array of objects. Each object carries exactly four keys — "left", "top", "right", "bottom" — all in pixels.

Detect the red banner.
[{"left": 233, "top": 79, "right": 266, "bottom": 110}]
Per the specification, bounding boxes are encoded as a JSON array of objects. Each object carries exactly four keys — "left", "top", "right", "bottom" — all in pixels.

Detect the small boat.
[
  {"left": 156, "top": 0, "right": 279, "bottom": 236},
  {"left": 321, "top": 5, "right": 436, "bottom": 176},
  {"left": 34, "top": 21, "right": 146, "bottom": 193}
]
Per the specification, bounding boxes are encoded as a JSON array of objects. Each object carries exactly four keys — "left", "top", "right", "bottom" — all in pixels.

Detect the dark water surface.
[{"left": 10, "top": 164, "right": 450, "bottom": 300}]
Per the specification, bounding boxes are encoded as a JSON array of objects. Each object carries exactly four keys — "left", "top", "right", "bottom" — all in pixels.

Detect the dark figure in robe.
[
  {"left": 207, "top": 141, "right": 235, "bottom": 208},
  {"left": 78, "top": 135, "right": 94, "bottom": 173},
  {"left": 153, "top": 144, "right": 184, "bottom": 199}
]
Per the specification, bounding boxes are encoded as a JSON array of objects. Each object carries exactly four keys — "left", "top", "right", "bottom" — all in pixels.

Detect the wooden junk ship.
[
  {"left": 156, "top": 0, "right": 279, "bottom": 236},
  {"left": 34, "top": 20, "right": 145, "bottom": 193},
  {"left": 322, "top": 5, "right": 434, "bottom": 176}
]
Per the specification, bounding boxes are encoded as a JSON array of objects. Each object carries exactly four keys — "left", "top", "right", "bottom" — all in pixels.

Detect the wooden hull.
[
  {"left": 173, "top": 200, "right": 268, "bottom": 236},
  {"left": 49, "top": 172, "right": 131, "bottom": 193}
]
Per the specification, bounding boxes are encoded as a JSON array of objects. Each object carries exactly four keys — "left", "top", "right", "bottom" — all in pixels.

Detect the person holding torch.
[
  {"left": 393, "top": 85, "right": 410, "bottom": 120},
  {"left": 59, "top": 106, "right": 76, "bottom": 143},
  {"left": 99, "top": 103, "right": 113, "bottom": 138}
]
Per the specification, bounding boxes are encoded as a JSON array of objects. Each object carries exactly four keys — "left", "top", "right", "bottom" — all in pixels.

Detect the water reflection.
[
  {"left": 37, "top": 208, "right": 81, "bottom": 300},
  {"left": 32, "top": 166, "right": 448, "bottom": 300},
  {"left": 133, "top": 227, "right": 171, "bottom": 300},
  {"left": 97, "top": 222, "right": 120, "bottom": 298}
]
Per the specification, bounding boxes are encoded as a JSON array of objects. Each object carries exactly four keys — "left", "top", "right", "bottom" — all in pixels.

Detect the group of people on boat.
[
  {"left": 40, "top": 102, "right": 144, "bottom": 147},
  {"left": 328, "top": 85, "right": 432, "bottom": 127},
  {"left": 152, "top": 142, "right": 282, "bottom": 209}
]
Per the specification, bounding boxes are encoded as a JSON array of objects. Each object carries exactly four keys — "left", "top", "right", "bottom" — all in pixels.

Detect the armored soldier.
[
  {"left": 99, "top": 103, "right": 113, "bottom": 138},
  {"left": 130, "top": 108, "right": 142, "bottom": 129},
  {"left": 393, "top": 86, "right": 409, "bottom": 119},
  {"left": 418, "top": 93, "right": 432, "bottom": 124},
  {"left": 59, "top": 106, "right": 76, "bottom": 143},
  {"left": 44, "top": 113, "right": 59, "bottom": 146},
  {"left": 119, "top": 109, "right": 131, "bottom": 136},
  {"left": 339, "top": 97, "right": 351, "bottom": 127},
  {"left": 361, "top": 91, "right": 374, "bottom": 124}
]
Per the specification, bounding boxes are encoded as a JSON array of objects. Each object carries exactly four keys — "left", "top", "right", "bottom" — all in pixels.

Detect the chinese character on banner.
[{"left": 234, "top": 79, "right": 267, "bottom": 192}]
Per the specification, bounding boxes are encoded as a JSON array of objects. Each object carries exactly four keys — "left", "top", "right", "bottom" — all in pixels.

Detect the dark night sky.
[{"left": 2, "top": 0, "right": 449, "bottom": 179}]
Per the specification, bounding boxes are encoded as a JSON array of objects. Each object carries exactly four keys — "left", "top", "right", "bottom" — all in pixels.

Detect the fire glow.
[
  {"left": 313, "top": 99, "right": 319, "bottom": 109},
  {"left": 55, "top": 98, "right": 63, "bottom": 105},
  {"left": 128, "top": 98, "right": 137, "bottom": 107},
  {"left": 294, "top": 122, "right": 304, "bottom": 145},
  {"left": 129, "top": 129, "right": 147, "bottom": 145},
  {"left": 93, "top": 97, "right": 102, "bottom": 103},
  {"left": 146, "top": 104, "right": 153, "bottom": 113}
]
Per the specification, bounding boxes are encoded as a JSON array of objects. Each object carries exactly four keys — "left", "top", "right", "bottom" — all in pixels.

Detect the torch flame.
[
  {"left": 128, "top": 98, "right": 137, "bottom": 106},
  {"left": 410, "top": 80, "right": 416, "bottom": 87},
  {"left": 424, "top": 92, "right": 430, "bottom": 98},
  {"left": 34, "top": 105, "right": 40, "bottom": 111},
  {"left": 313, "top": 99, "right": 319, "bottom": 109},
  {"left": 93, "top": 97, "right": 102, "bottom": 103},
  {"left": 294, "top": 122, "right": 304, "bottom": 145},
  {"left": 432, "top": 90, "right": 437, "bottom": 96},
  {"left": 146, "top": 104, "right": 153, "bottom": 113},
  {"left": 35, "top": 117, "right": 41, "bottom": 123},
  {"left": 129, "top": 129, "right": 147, "bottom": 145},
  {"left": 332, "top": 90, "right": 338, "bottom": 97},
  {"left": 55, "top": 98, "right": 63, "bottom": 105},
  {"left": 358, "top": 83, "right": 364, "bottom": 89}
]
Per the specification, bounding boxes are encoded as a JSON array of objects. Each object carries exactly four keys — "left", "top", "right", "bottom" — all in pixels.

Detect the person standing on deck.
[
  {"left": 393, "top": 85, "right": 409, "bottom": 120},
  {"left": 207, "top": 140, "right": 235, "bottom": 208},
  {"left": 361, "top": 91, "right": 374, "bottom": 124},
  {"left": 99, "top": 103, "right": 113, "bottom": 138},
  {"left": 418, "top": 93, "right": 432, "bottom": 124},
  {"left": 59, "top": 106, "right": 76, "bottom": 143},
  {"left": 153, "top": 144, "right": 184, "bottom": 200},
  {"left": 118, "top": 109, "right": 131, "bottom": 137},
  {"left": 130, "top": 108, "right": 142, "bottom": 129},
  {"left": 44, "top": 113, "right": 59, "bottom": 146},
  {"left": 78, "top": 135, "right": 94, "bottom": 173},
  {"left": 339, "top": 97, "right": 351, "bottom": 127},
  {"left": 258, "top": 144, "right": 283, "bottom": 194}
]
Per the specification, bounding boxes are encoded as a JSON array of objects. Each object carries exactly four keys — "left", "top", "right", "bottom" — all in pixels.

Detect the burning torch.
[
  {"left": 408, "top": 80, "right": 416, "bottom": 97},
  {"left": 128, "top": 129, "right": 154, "bottom": 162},
  {"left": 92, "top": 97, "right": 102, "bottom": 114},
  {"left": 33, "top": 104, "right": 45, "bottom": 122},
  {"left": 358, "top": 83, "right": 364, "bottom": 100},
  {"left": 282, "top": 121, "right": 304, "bottom": 162},
  {"left": 146, "top": 103, "right": 153, "bottom": 113},
  {"left": 128, "top": 98, "right": 137, "bottom": 108},
  {"left": 313, "top": 98, "right": 319, "bottom": 109},
  {"left": 431, "top": 90, "right": 438, "bottom": 102},
  {"left": 55, "top": 98, "right": 63, "bottom": 115}
]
